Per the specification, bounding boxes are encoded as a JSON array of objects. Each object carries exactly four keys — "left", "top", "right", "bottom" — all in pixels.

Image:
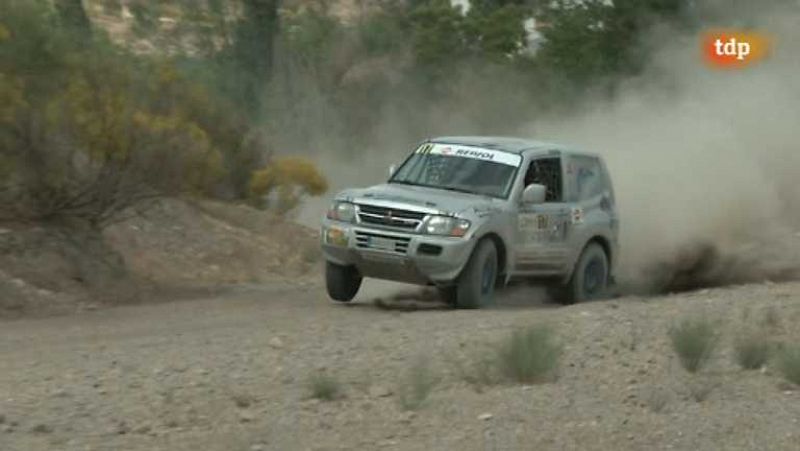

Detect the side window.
[
  {"left": 523, "top": 157, "right": 562, "bottom": 202},
  {"left": 573, "top": 157, "right": 604, "bottom": 201}
]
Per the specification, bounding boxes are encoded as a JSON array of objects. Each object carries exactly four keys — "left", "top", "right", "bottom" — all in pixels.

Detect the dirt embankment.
[{"left": 0, "top": 198, "right": 320, "bottom": 318}]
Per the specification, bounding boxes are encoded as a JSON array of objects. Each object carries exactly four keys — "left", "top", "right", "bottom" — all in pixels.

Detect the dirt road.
[{"left": 2, "top": 280, "right": 799, "bottom": 451}]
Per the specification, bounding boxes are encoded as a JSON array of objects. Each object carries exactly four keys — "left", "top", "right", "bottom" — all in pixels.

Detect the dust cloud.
[
  {"left": 528, "top": 5, "right": 800, "bottom": 293},
  {"left": 300, "top": 2, "right": 800, "bottom": 296}
]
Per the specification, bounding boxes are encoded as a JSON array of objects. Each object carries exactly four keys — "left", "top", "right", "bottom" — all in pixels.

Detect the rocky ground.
[{"left": 1, "top": 279, "right": 799, "bottom": 451}]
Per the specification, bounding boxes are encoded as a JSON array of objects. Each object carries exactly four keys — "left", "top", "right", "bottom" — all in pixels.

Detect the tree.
[
  {"left": 536, "top": 0, "right": 694, "bottom": 84},
  {"left": 55, "top": 0, "right": 93, "bottom": 40},
  {"left": 227, "top": 0, "right": 280, "bottom": 114}
]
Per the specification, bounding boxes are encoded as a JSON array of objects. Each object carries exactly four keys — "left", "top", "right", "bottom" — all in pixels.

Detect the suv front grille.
[
  {"left": 356, "top": 204, "right": 426, "bottom": 230},
  {"left": 355, "top": 231, "right": 411, "bottom": 254}
]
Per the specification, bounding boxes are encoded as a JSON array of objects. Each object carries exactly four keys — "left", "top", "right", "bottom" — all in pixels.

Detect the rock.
[
  {"left": 369, "top": 385, "right": 393, "bottom": 398},
  {"left": 31, "top": 423, "right": 53, "bottom": 434},
  {"left": 268, "top": 337, "right": 284, "bottom": 349},
  {"left": 52, "top": 389, "right": 70, "bottom": 398},
  {"left": 115, "top": 421, "right": 129, "bottom": 435},
  {"left": 478, "top": 413, "right": 493, "bottom": 421},
  {"left": 250, "top": 444, "right": 267, "bottom": 451},
  {"left": 239, "top": 410, "right": 257, "bottom": 423},
  {"left": 134, "top": 423, "right": 152, "bottom": 435}
]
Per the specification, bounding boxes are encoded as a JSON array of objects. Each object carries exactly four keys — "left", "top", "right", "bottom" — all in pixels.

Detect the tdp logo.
[{"left": 702, "top": 29, "right": 771, "bottom": 69}]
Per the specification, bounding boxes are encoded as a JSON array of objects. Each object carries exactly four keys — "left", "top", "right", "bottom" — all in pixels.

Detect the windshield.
[{"left": 389, "top": 143, "right": 522, "bottom": 198}]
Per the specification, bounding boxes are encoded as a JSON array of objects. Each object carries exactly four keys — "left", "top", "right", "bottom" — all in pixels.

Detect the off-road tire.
[
  {"left": 326, "top": 262, "right": 362, "bottom": 302},
  {"left": 455, "top": 239, "right": 498, "bottom": 309},
  {"left": 551, "top": 243, "right": 609, "bottom": 305},
  {"left": 437, "top": 286, "right": 458, "bottom": 306}
]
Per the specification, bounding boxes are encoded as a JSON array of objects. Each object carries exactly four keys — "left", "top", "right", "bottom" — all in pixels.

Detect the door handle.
[{"left": 600, "top": 195, "right": 611, "bottom": 211}]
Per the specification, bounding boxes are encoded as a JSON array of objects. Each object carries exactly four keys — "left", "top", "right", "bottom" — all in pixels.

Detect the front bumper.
[{"left": 320, "top": 220, "right": 474, "bottom": 285}]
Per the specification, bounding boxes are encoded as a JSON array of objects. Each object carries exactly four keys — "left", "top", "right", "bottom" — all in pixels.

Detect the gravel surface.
[{"left": 1, "top": 280, "right": 799, "bottom": 451}]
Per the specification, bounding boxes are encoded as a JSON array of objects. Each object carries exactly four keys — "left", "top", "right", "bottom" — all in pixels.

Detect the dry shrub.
[
  {"left": 248, "top": 156, "right": 328, "bottom": 214},
  {"left": 733, "top": 333, "right": 772, "bottom": 370},
  {"left": 308, "top": 372, "right": 341, "bottom": 401},
  {"left": 398, "top": 356, "right": 438, "bottom": 411},
  {"left": 777, "top": 345, "right": 800, "bottom": 386},
  {"left": 669, "top": 316, "right": 718, "bottom": 373},
  {"left": 497, "top": 325, "right": 562, "bottom": 384}
]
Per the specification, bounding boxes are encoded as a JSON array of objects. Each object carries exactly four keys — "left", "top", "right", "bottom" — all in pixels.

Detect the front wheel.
[
  {"left": 454, "top": 239, "right": 498, "bottom": 309},
  {"left": 552, "top": 243, "right": 609, "bottom": 304},
  {"left": 325, "top": 262, "right": 362, "bottom": 302}
]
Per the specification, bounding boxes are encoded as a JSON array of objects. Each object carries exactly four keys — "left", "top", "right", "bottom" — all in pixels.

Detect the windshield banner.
[{"left": 416, "top": 143, "right": 522, "bottom": 167}]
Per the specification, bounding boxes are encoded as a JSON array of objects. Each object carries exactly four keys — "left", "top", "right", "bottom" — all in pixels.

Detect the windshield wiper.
[
  {"left": 439, "top": 186, "right": 484, "bottom": 196},
  {"left": 389, "top": 179, "right": 419, "bottom": 186}
]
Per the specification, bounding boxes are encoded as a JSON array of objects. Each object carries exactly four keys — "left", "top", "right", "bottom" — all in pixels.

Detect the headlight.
[
  {"left": 326, "top": 201, "right": 356, "bottom": 222},
  {"left": 422, "top": 215, "right": 471, "bottom": 237}
]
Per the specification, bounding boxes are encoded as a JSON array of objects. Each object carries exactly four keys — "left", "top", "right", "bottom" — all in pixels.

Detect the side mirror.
[
  {"left": 388, "top": 164, "right": 397, "bottom": 177},
  {"left": 522, "top": 184, "right": 547, "bottom": 205}
]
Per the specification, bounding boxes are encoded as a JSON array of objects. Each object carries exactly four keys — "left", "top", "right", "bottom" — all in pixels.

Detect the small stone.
[
  {"left": 52, "top": 389, "right": 70, "bottom": 398},
  {"left": 31, "top": 423, "right": 52, "bottom": 434},
  {"left": 250, "top": 444, "right": 267, "bottom": 451},
  {"left": 116, "top": 421, "right": 129, "bottom": 435},
  {"left": 378, "top": 439, "right": 398, "bottom": 447},
  {"left": 478, "top": 413, "right": 493, "bottom": 421},
  {"left": 239, "top": 410, "right": 256, "bottom": 423},
  {"left": 369, "top": 385, "right": 393, "bottom": 398},
  {"left": 268, "top": 337, "right": 284, "bottom": 349}
]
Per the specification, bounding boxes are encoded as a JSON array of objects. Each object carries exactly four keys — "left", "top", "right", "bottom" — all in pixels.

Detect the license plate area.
[
  {"left": 368, "top": 236, "right": 395, "bottom": 251},
  {"left": 355, "top": 231, "right": 411, "bottom": 254}
]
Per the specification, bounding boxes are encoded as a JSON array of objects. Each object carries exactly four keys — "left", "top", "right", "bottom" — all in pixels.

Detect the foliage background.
[{"left": 0, "top": 0, "right": 775, "bottom": 225}]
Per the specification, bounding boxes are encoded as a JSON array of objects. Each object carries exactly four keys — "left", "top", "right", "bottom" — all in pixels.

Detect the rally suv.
[{"left": 320, "top": 136, "right": 619, "bottom": 308}]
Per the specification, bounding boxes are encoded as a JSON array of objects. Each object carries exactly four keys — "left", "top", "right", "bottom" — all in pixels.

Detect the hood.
[{"left": 337, "top": 183, "right": 498, "bottom": 216}]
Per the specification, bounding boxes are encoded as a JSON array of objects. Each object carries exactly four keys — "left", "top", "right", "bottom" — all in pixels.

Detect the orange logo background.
[{"left": 702, "top": 29, "right": 771, "bottom": 69}]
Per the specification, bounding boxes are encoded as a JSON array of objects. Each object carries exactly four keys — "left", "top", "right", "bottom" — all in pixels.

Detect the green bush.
[
  {"left": 398, "top": 357, "right": 438, "bottom": 410},
  {"left": 668, "top": 317, "right": 718, "bottom": 373},
  {"left": 777, "top": 345, "right": 800, "bottom": 386},
  {"left": 497, "top": 325, "right": 562, "bottom": 384},
  {"left": 308, "top": 372, "right": 341, "bottom": 401},
  {"left": 0, "top": 1, "right": 244, "bottom": 226},
  {"left": 733, "top": 333, "right": 772, "bottom": 370}
]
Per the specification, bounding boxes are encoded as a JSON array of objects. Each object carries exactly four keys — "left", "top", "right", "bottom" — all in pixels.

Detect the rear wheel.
[
  {"left": 551, "top": 243, "right": 609, "bottom": 304},
  {"left": 455, "top": 240, "right": 498, "bottom": 309},
  {"left": 325, "top": 261, "right": 362, "bottom": 302}
]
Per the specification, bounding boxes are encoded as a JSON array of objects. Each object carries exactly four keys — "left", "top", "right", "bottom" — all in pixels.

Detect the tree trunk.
[
  {"left": 55, "top": 0, "right": 93, "bottom": 39},
  {"left": 233, "top": 0, "right": 280, "bottom": 113}
]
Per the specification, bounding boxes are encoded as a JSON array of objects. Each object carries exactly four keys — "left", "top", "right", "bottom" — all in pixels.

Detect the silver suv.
[{"left": 320, "top": 136, "right": 619, "bottom": 308}]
